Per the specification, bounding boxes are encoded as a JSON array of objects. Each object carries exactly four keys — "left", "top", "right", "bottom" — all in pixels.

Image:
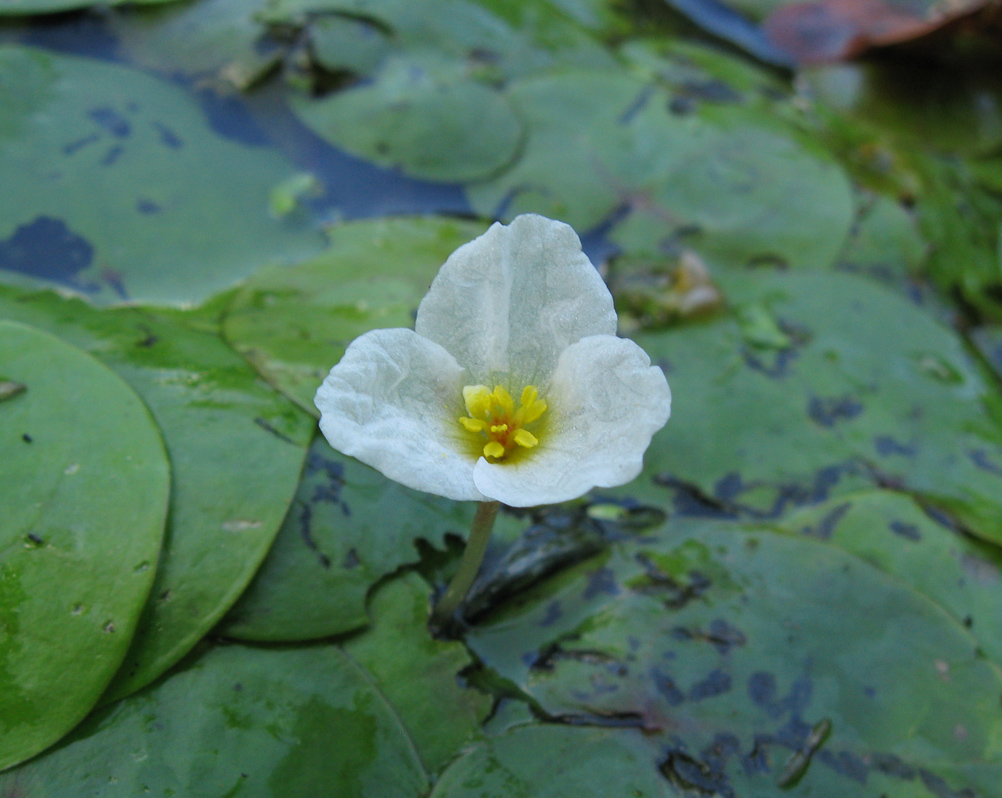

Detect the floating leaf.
[
  {"left": 0, "top": 44, "right": 323, "bottom": 305},
  {"left": 223, "top": 216, "right": 489, "bottom": 415},
  {"left": 0, "top": 287, "right": 313, "bottom": 701},
  {"left": 263, "top": 0, "right": 618, "bottom": 80},
  {"left": 777, "top": 490, "right": 1002, "bottom": 667},
  {"left": 467, "top": 519, "right": 1002, "bottom": 796},
  {"left": 341, "top": 574, "right": 492, "bottom": 775},
  {"left": 109, "top": 0, "right": 277, "bottom": 87},
  {"left": 222, "top": 439, "right": 475, "bottom": 641},
  {"left": 0, "top": 320, "right": 169, "bottom": 771},
  {"left": 0, "top": 644, "right": 429, "bottom": 796},
  {"left": 290, "top": 51, "right": 522, "bottom": 183},
  {"left": 467, "top": 70, "right": 854, "bottom": 270},
  {"left": 430, "top": 724, "right": 673, "bottom": 798},
  {"left": 627, "top": 270, "right": 1002, "bottom": 544}
]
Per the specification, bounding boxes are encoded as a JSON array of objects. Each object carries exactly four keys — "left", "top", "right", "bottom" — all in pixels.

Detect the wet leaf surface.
[
  {"left": 628, "top": 269, "right": 1002, "bottom": 545},
  {"left": 429, "top": 724, "right": 676, "bottom": 797},
  {"left": 777, "top": 490, "right": 1002, "bottom": 667},
  {"left": 0, "top": 320, "right": 169, "bottom": 770},
  {"left": 467, "top": 69, "right": 854, "bottom": 270},
  {"left": 109, "top": 0, "right": 276, "bottom": 86},
  {"left": 0, "top": 44, "right": 323, "bottom": 305},
  {"left": 466, "top": 518, "right": 1002, "bottom": 796},
  {"left": 290, "top": 51, "right": 523, "bottom": 182},
  {"left": 223, "top": 438, "right": 475, "bottom": 641},
  {"left": 0, "top": 643, "right": 430, "bottom": 797},
  {"left": 0, "top": 286, "right": 314, "bottom": 701},
  {"left": 4, "top": 2, "right": 1002, "bottom": 794},
  {"left": 222, "top": 216, "right": 489, "bottom": 415},
  {"left": 340, "top": 573, "right": 492, "bottom": 775}
]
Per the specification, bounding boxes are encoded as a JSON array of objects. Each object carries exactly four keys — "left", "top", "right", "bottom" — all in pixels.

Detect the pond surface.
[{"left": 2, "top": 1, "right": 1002, "bottom": 796}]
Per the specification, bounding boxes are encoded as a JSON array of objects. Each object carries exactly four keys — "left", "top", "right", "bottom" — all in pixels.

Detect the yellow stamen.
[
  {"left": 460, "top": 417, "right": 486, "bottom": 432},
  {"left": 463, "top": 385, "right": 492, "bottom": 419},
  {"left": 494, "top": 385, "right": 515, "bottom": 416},
  {"left": 513, "top": 429, "right": 538, "bottom": 448},
  {"left": 458, "top": 382, "right": 548, "bottom": 462},
  {"left": 484, "top": 441, "right": 505, "bottom": 459}
]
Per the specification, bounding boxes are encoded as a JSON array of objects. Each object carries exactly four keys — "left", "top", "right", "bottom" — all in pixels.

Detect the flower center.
[{"left": 458, "top": 384, "right": 547, "bottom": 461}]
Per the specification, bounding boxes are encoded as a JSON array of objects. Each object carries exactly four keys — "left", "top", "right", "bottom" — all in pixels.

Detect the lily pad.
[
  {"left": 777, "top": 490, "right": 1002, "bottom": 667},
  {"left": 109, "top": 0, "right": 278, "bottom": 87},
  {"left": 0, "top": 320, "right": 169, "bottom": 771},
  {"left": 430, "top": 724, "right": 675, "bottom": 798},
  {"left": 0, "top": 643, "right": 429, "bottom": 797},
  {"left": 0, "top": 287, "right": 314, "bottom": 701},
  {"left": 341, "top": 574, "right": 492, "bottom": 775},
  {"left": 467, "top": 70, "right": 854, "bottom": 270},
  {"left": 262, "top": 0, "right": 618, "bottom": 80},
  {"left": 222, "top": 216, "right": 489, "bottom": 415},
  {"left": 222, "top": 438, "right": 475, "bottom": 641},
  {"left": 466, "top": 520, "right": 1002, "bottom": 796},
  {"left": 628, "top": 269, "right": 1002, "bottom": 545},
  {"left": 289, "top": 51, "right": 523, "bottom": 183},
  {"left": 0, "top": 44, "right": 323, "bottom": 305}
]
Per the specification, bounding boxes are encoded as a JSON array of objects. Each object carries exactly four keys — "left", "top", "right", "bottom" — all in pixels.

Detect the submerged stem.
[{"left": 432, "top": 500, "right": 500, "bottom": 623}]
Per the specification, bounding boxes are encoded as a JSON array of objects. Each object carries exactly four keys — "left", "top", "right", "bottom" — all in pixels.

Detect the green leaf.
[
  {"left": 0, "top": 643, "right": 430, "bottom": 797},
  {"left": 222, "top": 216, "right": 489, "bottom": 415},
  {"left": 222, "top": 438, "right": 475, "bottom": 641},
  {"left": 628, "top": 270, "right": 1002, "bottom": 545},
  {"left": 0, "top": 286, "right": 313, "bottom": 701},
  {"left": 466, "top": 519, "right": 1002, "bottom": 796},
  {"left": 0, "top": 44, "right": 323, "bottom": 305},
  {"left": 109, "top": 0, "right": 277, "bottom": 87},
  {"left": 289, "top": 51, "right": 523, "bottom": 182},
  {"left": 429, "top": 724, "right": 675, "bottom": 797},
  {"left": 467, "top": 70, "right": 854, "bottom": 270},
  {"left": 776, "top": 490, "right": 1002, "bottom": 668},
  {"left": 342, "top": 573, "right": 492, "bottom": 776},
  {"left": 263, "top": 0, "right": 617, "bottom": 80},
  {"left": 0, "top": 320, "right": 169, "bottom": 771}
]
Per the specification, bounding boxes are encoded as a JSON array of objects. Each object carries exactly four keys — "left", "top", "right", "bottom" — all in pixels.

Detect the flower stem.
[{"left": 432, "top": 500, "right": 500, "bottom": 623}]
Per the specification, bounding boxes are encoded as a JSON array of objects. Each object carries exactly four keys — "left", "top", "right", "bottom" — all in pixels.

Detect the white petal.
[
  {"left": 474, "top": 334, "right": 670, "bottom": 506},
  {"left": 415, "top": 214, "right": 617, "bottom": 387},
  {"left": 314, "top": 329, "right": 486, "bottom": 502}
]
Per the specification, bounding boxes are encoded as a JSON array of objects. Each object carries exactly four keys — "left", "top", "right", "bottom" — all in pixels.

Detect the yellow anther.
[
  {"left": 522, "top": 399, "right": 547, "bottom": 424},
  {"left": 493, "top": 385, "right": 515, "bottom": 416},
  {"left": 484, "top": 441, "right": 505, "bottom": 459},
  {"left": 463, "top": 385, "right": 492, "bottom": 419},
  {"left": 513, "top": 429, "right": 538, "bottom": 448},
  {"left": 459, "top": 382, "right": 547, "bottom": 462}
]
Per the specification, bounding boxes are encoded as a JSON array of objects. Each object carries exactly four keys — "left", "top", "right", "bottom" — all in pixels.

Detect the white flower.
[{"left": 314, "top": 214, "right": 671, "bottom": 507}]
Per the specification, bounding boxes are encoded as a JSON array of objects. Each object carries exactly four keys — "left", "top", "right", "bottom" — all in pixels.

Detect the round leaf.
[
  {"left": 778, "top": 490, "right": 1002, "bottom": 668},
  {"left": 222, "top": 439, "right": 475, "bottom": 641},
  {"left": 0, "top": 287, "right": 314, "bottom": 701},
  {"left": 290, "top": 52, "right": 522, "bottom": 182},
  {"left": 628, "top": 270, "right": 1002, "bottom": 545},
  {"left": 0, "top": 44, "right": 323, "bottom": 305},
  {"left": 467, "top": 520, "right": 1002, "bottom": 796},
  {"left": 430, "top": 724, "right": 675, "bottom": 797},
  {"left": 467, "top": 70, "right": 854, "bottom": 270},
  {"left": 0, "top": 320, "right": 169, "bottom": 770},
  {"left": 0, "top": 643, "right": 429, "bottom": 797}
]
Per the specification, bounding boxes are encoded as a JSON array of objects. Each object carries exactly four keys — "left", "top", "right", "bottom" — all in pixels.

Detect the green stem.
[{"left": 432, "top": 500, "right": 499, "bottom": 622}]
